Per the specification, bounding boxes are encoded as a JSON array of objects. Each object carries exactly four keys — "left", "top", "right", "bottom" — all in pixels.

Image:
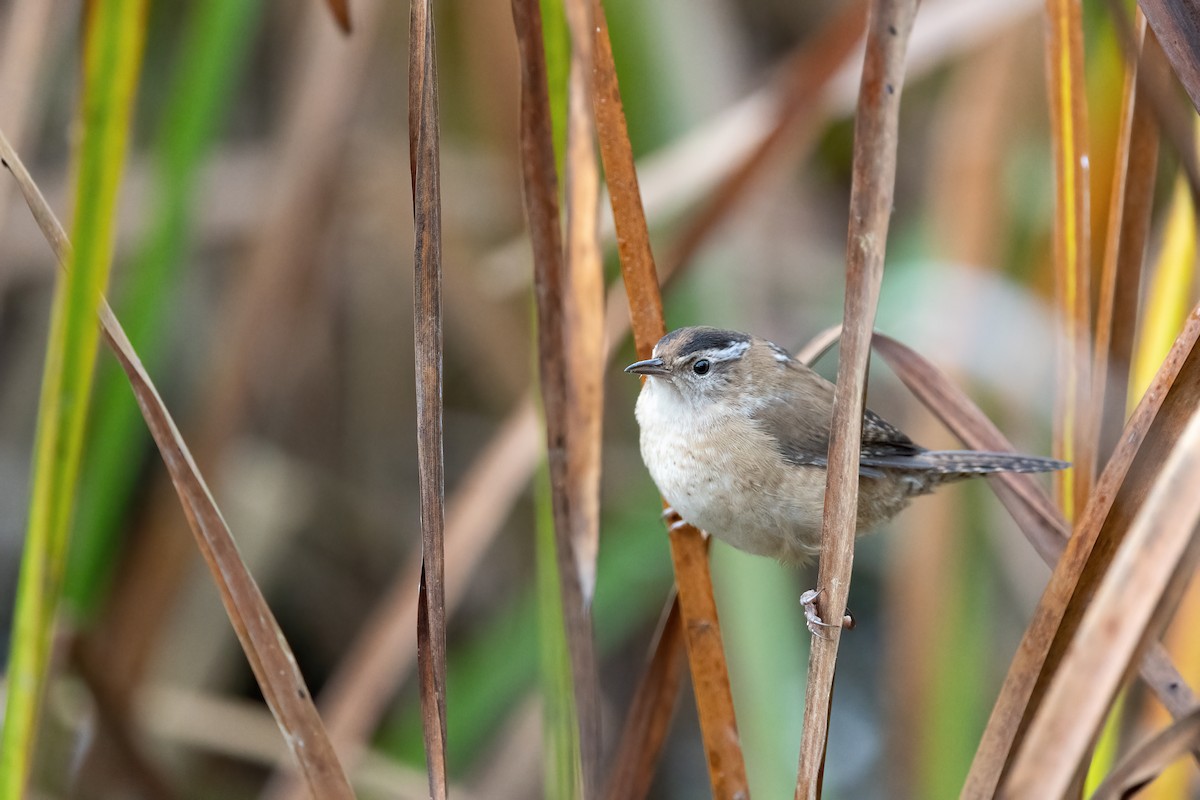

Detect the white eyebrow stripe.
[
  {"left": 703, "top": 340, "right": 751, "bottom": 362},
  {"left": 768, "top": 342, "right": 791, "bottom": 363}
]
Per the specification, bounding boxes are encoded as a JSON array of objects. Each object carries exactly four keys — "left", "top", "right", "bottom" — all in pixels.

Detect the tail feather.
[{"left": 918, "top": 450, "right": 1069, "bottom": 475}]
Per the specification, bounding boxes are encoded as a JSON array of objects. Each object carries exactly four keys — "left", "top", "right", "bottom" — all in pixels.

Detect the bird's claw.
[
  {"left": 800, "top": 588, "right": 855, "bottom": 639},
  {"left": 661, "top": 506, "right": 703, "bottom": 535}
]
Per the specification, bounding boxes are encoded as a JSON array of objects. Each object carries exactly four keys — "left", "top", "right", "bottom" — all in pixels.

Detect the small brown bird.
[{"left": 626, "top": 326, "right": 1066, "bottom": 570}]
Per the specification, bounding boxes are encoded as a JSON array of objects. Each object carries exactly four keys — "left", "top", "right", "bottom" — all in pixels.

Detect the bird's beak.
[{"left": 625, "top": 357, "right": 668, "bottom": 376}]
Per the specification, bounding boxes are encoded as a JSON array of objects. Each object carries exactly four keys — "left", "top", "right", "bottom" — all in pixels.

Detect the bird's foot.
[{"left": 799, "top": 588, "right": 855, "bottom": 639}]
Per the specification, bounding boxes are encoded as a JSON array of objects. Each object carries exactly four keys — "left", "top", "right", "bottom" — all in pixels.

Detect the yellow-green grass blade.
[
  {"left": 0, "top": 0, "right": 148, "bottom": 795},
  {"left": 1045, "top": 0, "right": 1093, "bottom": 520},
  {"left": 537, "top": 0, "right": 568, "bottom": 175},
  {"left": 1131, "top": 175, "right": 1195, "bottom": 400},
  {"left": 65, "top": 0, "right": 263, "bottom": 618}
]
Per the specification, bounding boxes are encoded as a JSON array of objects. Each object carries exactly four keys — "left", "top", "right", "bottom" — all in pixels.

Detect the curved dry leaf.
[
  {"left": 1090, "top": 708, "right": 1200, "bottom": 800},
  {"left": 872, "top": 333, "right": 1068, "bottom": 563},
  {"left": 794, "top": 324, "right": 843, "bottom": 367}
]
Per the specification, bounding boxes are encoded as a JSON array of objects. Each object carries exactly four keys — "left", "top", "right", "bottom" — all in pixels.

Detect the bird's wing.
[
  {"left": 858, "top": 410, "right": 931, "bottom": 469},
  {"left": 750, "top": 362, "right": 928, "bottom": 477}
]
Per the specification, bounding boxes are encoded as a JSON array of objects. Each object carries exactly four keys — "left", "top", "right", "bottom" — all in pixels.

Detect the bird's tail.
[{"left": 918, "top": 450, "right": 1069, "bottom": 477}]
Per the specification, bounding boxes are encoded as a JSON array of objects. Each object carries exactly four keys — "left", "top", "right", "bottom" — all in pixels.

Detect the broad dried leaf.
[
  {"left": 796, "top": 332, "right": 1199, "bottom": 795},
  {"left": 795, "top": 2, "right": 917, "bottom": 795},
  {"left": 1003, "top": 394, "right": 1200, "bottom": 797},
  {"left": 963, "top": 308, "right": 1200, "bottom": 798},
  {"left": 0, "top": 136, "right": 354, "bottom": 799}
]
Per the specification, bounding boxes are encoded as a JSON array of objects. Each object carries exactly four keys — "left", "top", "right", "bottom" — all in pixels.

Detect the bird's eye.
[{"left": 692, "top": 359, "right": 711, "bottom": 376}]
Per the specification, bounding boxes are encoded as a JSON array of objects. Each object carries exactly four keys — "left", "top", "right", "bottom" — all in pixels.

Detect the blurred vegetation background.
[{"left": 0, "top": 0, "right": 1195, "bottom": 797}]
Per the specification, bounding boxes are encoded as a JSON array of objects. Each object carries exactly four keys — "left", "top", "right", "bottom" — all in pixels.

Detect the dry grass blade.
[
  {"left": 1092, "top": 11, "right": 1159, "bottom": 464},
  {"left": 1090, "top": 708, "right": 1200, "bottom": 800},
  {"left": 1138, "top": 0, "right": 1200, "bottom": 113},
  {"left": 562, "top": 0, "right": 604, "bottom": 614},
  {"left": 1045, "top": 0, "right": 1093, "bottom": 516},
  {"left": 408, "top": 0, "right": 449, "bottom": 795},
  {"left": 510, "top": 0, "right": 602, "bottom": 792},
  {"left": 666, "top": 526, "right": 748, "bottom": 795},
  {"left": 0, "top": 137, "right": 355, "bottom": 799},
  {"left": 795, "top": 1, "right": 917, "bottom": 795},
  {"left": 1003, "top": 397, "right": 1200, "bottom": 797},
  {"left": 962, "top": 308, "right": 1200, "bottom": 798},
  {"left": 591, "top": 0, "right": 664, "bottom": 357},
  {"left": 602, "top": 593, "right": 686, "bottom": 800},
  {"left": 591, "top": 2, "right": 748, "bottom": 795},
  {"left": 323, "top": 0, "right": 351, "bottom": 33},
  {"left": 559, "top": 0, "right": 606, "bottom": 786}
]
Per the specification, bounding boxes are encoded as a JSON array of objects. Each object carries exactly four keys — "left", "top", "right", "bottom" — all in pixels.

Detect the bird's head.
[{"left": 625, "top": 326, "right": 792, "bottom": 410}]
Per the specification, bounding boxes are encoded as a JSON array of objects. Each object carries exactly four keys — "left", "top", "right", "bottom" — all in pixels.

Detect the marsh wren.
[{"left": 627, "top": 327, "right": 1066, "bottom": 627}]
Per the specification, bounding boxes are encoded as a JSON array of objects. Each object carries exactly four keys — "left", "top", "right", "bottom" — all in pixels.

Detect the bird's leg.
[{"left": 799, "top": 588, "right": 855, "bottom": 638}]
